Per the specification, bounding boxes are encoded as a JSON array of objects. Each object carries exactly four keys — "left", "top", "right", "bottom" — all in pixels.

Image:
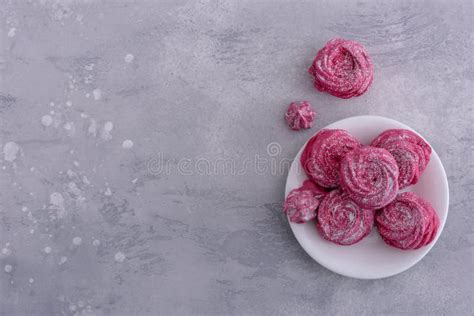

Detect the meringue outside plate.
[{"left": 285, "top": 115, "right": 449, "bottom": 279}]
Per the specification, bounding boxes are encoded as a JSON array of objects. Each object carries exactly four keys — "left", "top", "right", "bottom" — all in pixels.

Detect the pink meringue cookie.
[
  {"left": 340, "top": 146, "right": 399, "bottom": 209},
  {"left": 300, "top": 129, "right": 362, "bottom": 188},
  {"left": 376, "top": 192, "right": 440, "bottom": 250},
  {"left": 371, "top": 129, "right": 432, "bottom": 189},
  {"left": 283, "top": 180, "right": 326, "bottom": 223},
  {"left": 308, "top": 38, "right": 374, "bottom": 99},
  {"left": 317, "top": 189, "right": 374, "bottom": 246},
  {"left": 285, "top": 101, "right": 316, "bottom": 131}
]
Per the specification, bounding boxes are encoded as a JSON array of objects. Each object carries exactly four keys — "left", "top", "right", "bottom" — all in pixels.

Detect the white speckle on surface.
[
  {"left": 72, "top": 237, "right": 82, "bottom": 246},
  {"left": 66, "top": 100, "right": 72, "bottom": 107},
  {"left": 49, "top": 192, "right": 64, "bottom": 208},
  {"left": 122, "top": 139, "right": 134, "bottom": 149},
  {"left": 44, "top": 246, "right": 52, "bottom": 254},
  {"left": 67, "top": 182, "right": 84, "bottom": 202},
  {"left": 84, "top": 74, "right": 93, "bottom": 84},
  {"left": 59, "top": 256, "right": 68, "bottom": 265},
  {"left": 50, "top": 102, "right": 55, "bottom": 107},
  {"left": 30, "top": 229, "right": 35, "bottom": 234},
  {"left": 104, "top": 121, "right": 113, "bottom": 131},
  {"left": 114, "top": 252, "right": 126, "bottom": 262},
  {"left": 80, "top": 113, "right": 88, "bottom": 118},
  {"left": 52, "top": 113, "right": 62, "bottom": 128},
  {"left": 65, "top": 124, "right": 76, "bottom": 136},
  {"left": 82, "top": 175, "right": 91, "bottom": 185},
  {"left": 92, "top": 89, "right": 102, "bottom": 100},
  {"left": 349, "top": 213, "right": 355, "bottom": 222},
  {"left": 85, "top": 93, "right": 90, "bottom": 98},
  {"left": 52, "top": 4, "right": 73, "bottom": 21},
  {"left": 3, "top": 142, "right": 20, "bottom": 162},
  {"left": 92, "top": 239, "right": 101, "bottom": 247},
  {"left": 1, "top": 248, "right": 11, "bottom": 256},
  {"left": 63, "top": 122, "right": 73, "bottom": 130},
  {"left": 22, "top": 206, "right": 28, "bottom": 212},
  {"left": 104, "top": 187, "right": 112, "bottom": 196},
  {"left": 41, "top": 115, "right": 53, "bottom": 126},
  {"left": 78, "top": 301, "right": 85, "bottom": 308},
  {"left": 49, "top": 192, "right": 66, "bottom": 218},
  {"left": 124, "top": 53, "right": 134, "bottom": 63},
  {"left": 132, "top": 178, "right": 138, "bottom": 184},
  {"left": 88, "top": 119, "right": 97, "bottom": 137},
  {"left": 66, "top": 169, "right": 77, "bottom": 178},
  {"left": 49, "top": 110, "right": 55, "bottom": 115},
  {"left": 73, "top": 161, "right": 80, "bottom": 167},
  {"left": 29, "top": 278, "right": 34, "bottom": 284},
  {"left": 7, "top": 27, "right": 16, "bottom": 38},
  {"left": 101, "top": 121, "right": 114, "bottom": 140},
  {"left": 4, "top": 264, "right": 13, "bottom": 273},
  {"left": 84, "top": 63, "right": 94, "bottom": 71}
]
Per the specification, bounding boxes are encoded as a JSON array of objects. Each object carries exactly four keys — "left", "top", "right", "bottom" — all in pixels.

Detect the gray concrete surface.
[{"left": 1, "top": 1, "right": 473, "bottom": 315}]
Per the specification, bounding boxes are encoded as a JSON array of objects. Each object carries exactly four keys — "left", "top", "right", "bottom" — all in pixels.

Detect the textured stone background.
[{"left": 1, "top": 1, "right": 473, "bottom": 315}]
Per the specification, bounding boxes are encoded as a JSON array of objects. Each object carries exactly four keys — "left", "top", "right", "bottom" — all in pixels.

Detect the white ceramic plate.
[{"left": 285, "top": 115, "right": 449, "bottom": 279}]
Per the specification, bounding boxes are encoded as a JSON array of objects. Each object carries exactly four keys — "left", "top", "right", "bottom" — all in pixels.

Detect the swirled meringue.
[
  {"left": 376, "top": 192, "right": 440, "bottom": 250},
  {"left": 371, "top": 129, "right": 431, "bottom": 188},
  {"left": 308, "top": 38, "right": 374, "bottom": 99},
  {"left": 317, "top": 189, "right": 374, "bottom": 245},
  {"left": 340, "top": 146, "right": 399, "bottom": 209},
  {"left": 300, "top": 129, "right": 361, "bottom": 188}
]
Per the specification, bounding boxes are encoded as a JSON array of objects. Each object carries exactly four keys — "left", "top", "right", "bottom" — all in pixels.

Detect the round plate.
[{"left": 285, "top": 115, "right": 449, "bottom": 279}]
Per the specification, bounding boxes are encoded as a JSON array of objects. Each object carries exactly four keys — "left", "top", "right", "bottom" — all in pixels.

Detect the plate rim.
[{"left": 285, "top": 115, "right": 450, "bottom": 279}]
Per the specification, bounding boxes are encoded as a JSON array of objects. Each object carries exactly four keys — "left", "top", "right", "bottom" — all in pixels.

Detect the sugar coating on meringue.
[
  {"left": 371, "top": 129, "right": 432, "bottom": 189},
  {"left": 285, "top": 101, "right": 316, "bottom": 131},
  {"left": 300, "top": 129, "right": 361, "bottom": 188},
  {"left": 308, "top": 38, "right": 374, "bottom": 99},
  {"left": 283, "top": 180, "right": 326, "bottom": 223},
  {"left": 340, "top": 146, "right": 399, "bottom": 209},
  {"left": 376, "top": 192, "right": 440, "bottom": 250},
  {"left": 317, "top": 189, "right": 374, "bottom": 245}
]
